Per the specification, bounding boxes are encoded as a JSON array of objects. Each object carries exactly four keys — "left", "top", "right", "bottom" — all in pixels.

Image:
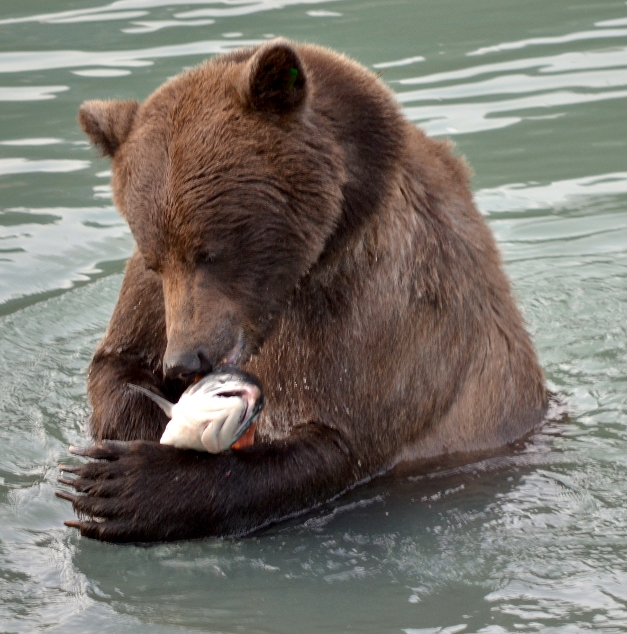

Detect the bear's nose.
[{"left": 163, "top": 349, "right": 212, "bottom": 380}]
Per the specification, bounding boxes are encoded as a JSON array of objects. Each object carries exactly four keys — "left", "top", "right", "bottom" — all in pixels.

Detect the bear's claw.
[
  {"left": 57, "top": 440, "right": 216, "bottom": 542},
  {"left": 58, "top": 463, "right": 80, "bottom": 474},
  {"left": 54, "top": 489, "right": 78, "bottom": 503},
  {"left": 69, "top": 442, "right": 128, "bottom": 460}
]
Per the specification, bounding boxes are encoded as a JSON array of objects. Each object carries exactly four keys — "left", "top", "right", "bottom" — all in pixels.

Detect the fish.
[{"left": 128, "top": 366, "right": 264, "bottom": 453}]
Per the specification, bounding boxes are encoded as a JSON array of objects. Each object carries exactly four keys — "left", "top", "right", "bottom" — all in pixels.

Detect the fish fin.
[{"left": 127, "top": 383, "right": 174, "bottom": 418}]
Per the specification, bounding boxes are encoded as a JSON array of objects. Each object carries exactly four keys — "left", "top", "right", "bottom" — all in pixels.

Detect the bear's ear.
[
  {"left": 78, "top": 99, "right": 139, "bottom": 158},
  {"left": 239, "top": 41, "right": 307, "bottom": 115}
]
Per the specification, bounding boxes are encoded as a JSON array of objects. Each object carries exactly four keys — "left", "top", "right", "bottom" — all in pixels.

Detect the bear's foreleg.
[
  {"left": 88, "top": 252, "right": 171, "bottom": 442},
  {"left": 57, "top": 422, "right": 358, "bottom": 542}
]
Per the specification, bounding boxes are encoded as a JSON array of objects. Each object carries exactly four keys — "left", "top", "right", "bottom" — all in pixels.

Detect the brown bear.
[{"left": 56, "top": 39, "right": 547, "bottom": 543}]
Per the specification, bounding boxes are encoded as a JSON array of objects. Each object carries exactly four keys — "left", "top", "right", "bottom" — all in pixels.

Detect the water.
[{"left": 0, "top": 0, "right": 626, "bottom": 632}]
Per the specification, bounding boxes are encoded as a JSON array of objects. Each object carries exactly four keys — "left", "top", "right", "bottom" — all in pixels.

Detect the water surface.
[{"left": 1, "top": 1, "right": 626, "bottom": 632}]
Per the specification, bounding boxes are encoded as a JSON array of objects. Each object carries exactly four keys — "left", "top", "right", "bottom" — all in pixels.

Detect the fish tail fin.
[{"left": 127, "top": 383, "right": 174, "bottom": 418}]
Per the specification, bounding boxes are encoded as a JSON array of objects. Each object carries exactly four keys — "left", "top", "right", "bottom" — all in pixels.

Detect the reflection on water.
[
  {"left": 0, "top": 40, "right": 264, "bottom": 73},
  {"left": 468, "top": 27, "right": 627, "bottom": 56},
  {"left": 397, "top": 42, "right": 627, "bottom": 135},
  {"left": 476, "top": 173, "right": 627, "bottom": 214},
  {"left": 0, "top": 0, "right": 626, "bottom": 632},
  {"left": 0, "top": 0, "right": 341, "bottom": 26}
]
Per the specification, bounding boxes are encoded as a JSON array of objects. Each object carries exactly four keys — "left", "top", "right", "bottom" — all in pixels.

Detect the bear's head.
[{"left": 79, "top": 40, "right": 346, "bottom": 379}]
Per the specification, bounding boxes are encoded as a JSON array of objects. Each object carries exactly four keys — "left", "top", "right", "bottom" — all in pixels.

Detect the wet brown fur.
[{"left": 64, "top": 40, "right": 547, "bottom": 542}]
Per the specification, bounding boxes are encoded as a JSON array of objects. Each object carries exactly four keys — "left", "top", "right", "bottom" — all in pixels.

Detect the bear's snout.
[
  {"left": 163, "top": 322, "right": 244, "bottom": 380},
  {"left": 163, "top": 346, "right": 212, "bottom": 380},
  {"left": 162, "top": 270, "right": 246, "bottom": 380}
]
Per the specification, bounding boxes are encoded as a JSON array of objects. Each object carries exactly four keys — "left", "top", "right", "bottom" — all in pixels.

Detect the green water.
[{"left": 1, "top": 1, "right": 626, "bottom": 632}]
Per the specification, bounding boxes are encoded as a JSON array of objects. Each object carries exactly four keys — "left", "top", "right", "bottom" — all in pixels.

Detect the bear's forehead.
[
  {"left": 115, "top": 66, "right": 299, "bottom": 253},
  {"left": 124, "top": 62, "right": 293, "bottom": 173},
  {"left": 140, "top": 66, "right": 239, "bottom": 136},
  {"left": 110, "top": 50, "right": 344, "bottom": 259}
]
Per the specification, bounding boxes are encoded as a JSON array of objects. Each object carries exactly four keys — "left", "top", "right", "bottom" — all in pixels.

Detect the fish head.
[
  {"left": 182, "top": 365, "right": 264, "bottom": 427},
  {"left": 161, "top": 366, "right": 264, "bottom": 453}
]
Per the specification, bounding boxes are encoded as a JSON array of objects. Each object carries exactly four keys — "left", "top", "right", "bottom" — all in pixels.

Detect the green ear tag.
[{"left": 287, "top": 67, "right": 299, "bottom": 89}]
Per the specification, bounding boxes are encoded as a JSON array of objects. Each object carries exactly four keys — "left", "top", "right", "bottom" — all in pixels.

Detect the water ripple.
[
  {"left": 468, "top": 28, "right": 627, "bottom": 56},
  {"left": 0, "top": 206, "right": 132, "bottom": 305},
  {"left": 0, "top": 138, "right": 63, "bottom": 146},
  {"left": 0, "top": 86, "right": 69, "bottom": 101},
  {"left": 395, "top": 39, "right": 627, "bottom": 135},
  {"left": 0, "top": 40, "right": 264, "bottom": 74},
  {"left": 403, "top": 88, "right": 627, "bottom": 135},
  {"left": 398, "top": 68, "right": 627, "bottom": 103},
  {"left": 398, "top": 47, "right": 627, "bottom": 86},
  {"left": 0, "top": 159, "right": 90, "bottom": 176},
  {"left": 0, "top": 0, "right": 340, "bottom": 26},
  {"left": 475, "top": 173, "right": 627, "bottom": 215},
  {"left": 121, "top": 19, "right": 215, "bottom": 34},
  {"left": 44, "top": 10, "right": 149, "bottom": 24}
]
